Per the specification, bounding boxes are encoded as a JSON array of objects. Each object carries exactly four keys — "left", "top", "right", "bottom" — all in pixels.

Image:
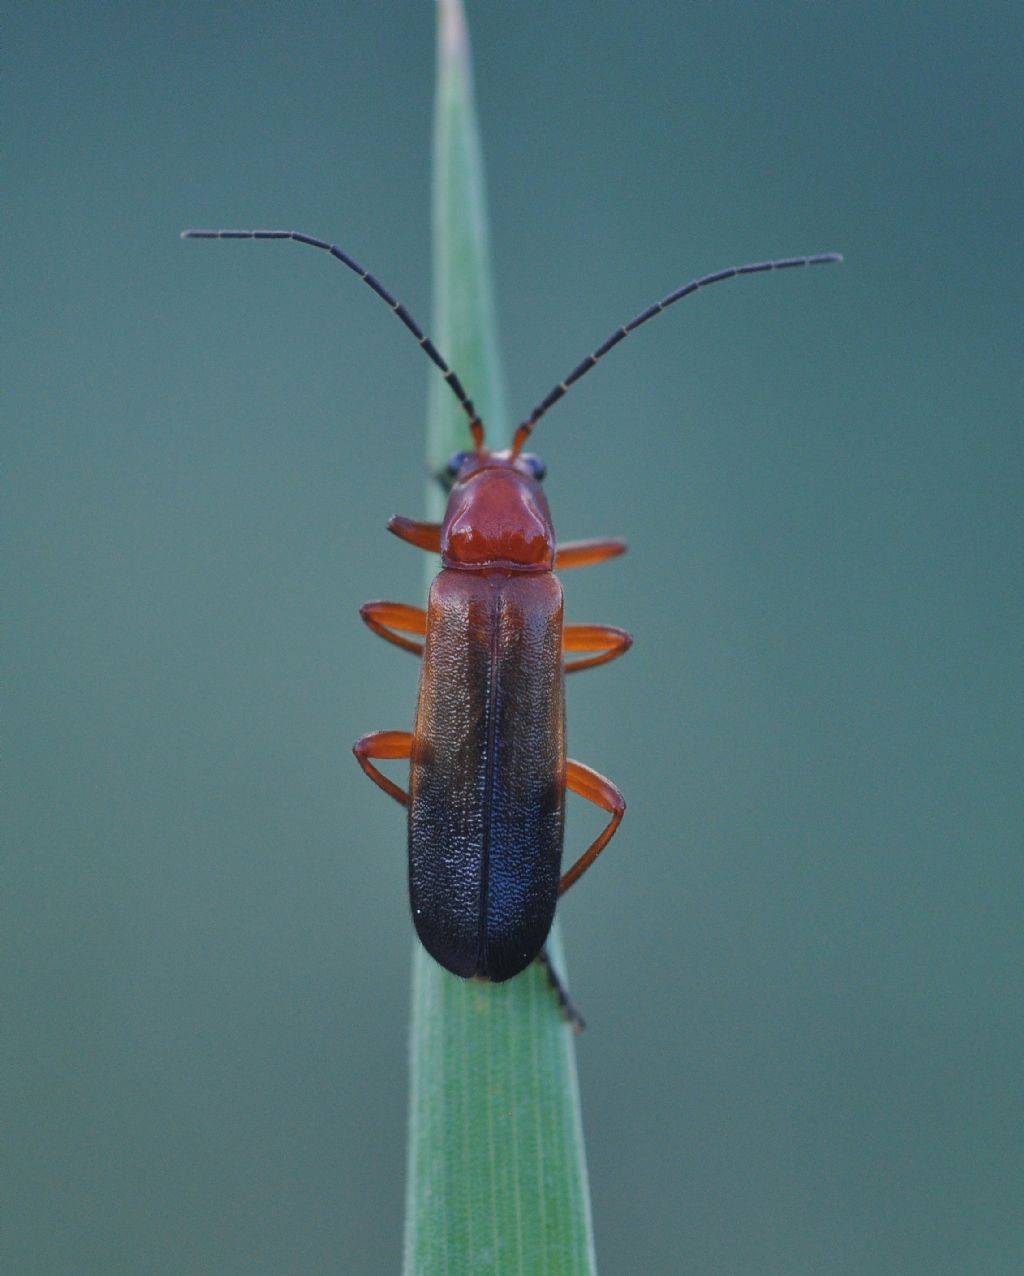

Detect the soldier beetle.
[{"left": 184, "top": 227, "right": 841, "bottom": 1023}]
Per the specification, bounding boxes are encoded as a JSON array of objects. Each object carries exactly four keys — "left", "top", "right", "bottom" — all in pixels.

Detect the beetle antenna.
[
  {"left": 182, "top": 229, "right": 486, "bottom": 451},
  {"left": 511, "top": 252, "right": 842, "bottom": 454}
]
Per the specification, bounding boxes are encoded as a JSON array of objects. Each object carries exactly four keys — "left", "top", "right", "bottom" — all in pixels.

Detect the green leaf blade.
[
  {"left": 402, "top": 3, "right": 597, "bottom": 1273},
  {"left": 426, "top": 0, "right": 509, "bottom": 492}
]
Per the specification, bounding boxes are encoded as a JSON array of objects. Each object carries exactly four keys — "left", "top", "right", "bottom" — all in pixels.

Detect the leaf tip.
[{"left": 437, "top": 0, "right": 470, "bottom": 70}]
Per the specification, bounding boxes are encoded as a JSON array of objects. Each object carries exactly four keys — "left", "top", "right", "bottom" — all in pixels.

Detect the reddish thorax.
[{"left": 441, "top": 450, "right": 555, "bottom": 572}]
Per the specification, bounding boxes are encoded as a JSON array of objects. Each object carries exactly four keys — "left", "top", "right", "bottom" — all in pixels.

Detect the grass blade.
[
  {"left": 402, "top": 3, "right": 598, "bottom": 1273},
  {"left": 425, "top": 0, "right": 508, "bottom": 478}
]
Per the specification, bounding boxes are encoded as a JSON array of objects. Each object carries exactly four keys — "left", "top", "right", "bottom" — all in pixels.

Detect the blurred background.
[{"left": 6, "top": 2, "right": 1022, "bottom": 1272}]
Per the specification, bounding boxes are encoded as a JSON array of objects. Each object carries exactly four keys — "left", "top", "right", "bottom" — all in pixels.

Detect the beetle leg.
[
  {"left": 536, "top": 946, "right": 586, "bottom": 1033},
  {"left": 558, "top": 760, "right": 625, "bottom": 894},
  {"left": 563, "top": 623, "right": 633, "bottom": 674},
  {"left": 387, "top": 515, "right": 442, "bottom": 553},
  {"left": 360, "top": 601, "right": 427, "bottom": 656},
  {"left": 353, "top": 730, "right": 413, "bottom": 807},
  {"left": 555, "top": 537, "right": 627, "bottom": 570}
]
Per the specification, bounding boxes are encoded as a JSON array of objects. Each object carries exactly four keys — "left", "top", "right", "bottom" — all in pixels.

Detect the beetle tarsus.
[{"left": 537, "top": 947, "right": 586, "bottom": 1033}]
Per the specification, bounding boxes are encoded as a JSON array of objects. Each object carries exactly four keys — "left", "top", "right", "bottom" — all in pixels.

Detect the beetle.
[{"left": 184, "top": 227, "right": 840, "bottom": 1020}]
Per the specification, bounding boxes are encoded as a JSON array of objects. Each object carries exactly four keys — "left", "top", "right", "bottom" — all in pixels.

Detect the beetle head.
[{"left": 441, "top": 449, "right": 554, "bottom": 571}]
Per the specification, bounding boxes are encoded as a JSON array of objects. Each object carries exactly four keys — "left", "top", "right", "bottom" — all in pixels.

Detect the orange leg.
[
  {"left": 558, "top": 759, "right": 625, "bottom": 894},
  {"left": 387, "top": 515, "right": 442, "bottom": 553},
  {"left": 353, "top": 730, "right": 413, "bottom": 807},
  {"left": 360, "top": 600, "right": 427, "bottom": 656},
  {"left": 555, "top": 538, "right": 627, "bottom": 570},
  {"left": 563, "top": 622, "right": 633, "bottom": 674}
]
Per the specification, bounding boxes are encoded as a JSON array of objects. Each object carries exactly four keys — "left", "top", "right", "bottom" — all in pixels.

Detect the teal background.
[{"left": 6, "top": 3, "right": 1021, "bottom": 1272}]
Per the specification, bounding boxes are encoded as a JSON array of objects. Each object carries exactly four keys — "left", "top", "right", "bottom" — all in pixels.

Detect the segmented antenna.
[
  {"left": 511, "top": 252, "right": 843, "bottom": 454},
  {"left": 181, "top": 229, "right": 485, "bottom": 450}
]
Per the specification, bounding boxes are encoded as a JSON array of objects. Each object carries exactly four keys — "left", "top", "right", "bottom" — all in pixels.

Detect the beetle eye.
[
  {"left": 522, "top": 453, "right": 547, "bottom": 481},
  {"left": 446, "top": 450, "right": 471, "bottom": 476}
]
